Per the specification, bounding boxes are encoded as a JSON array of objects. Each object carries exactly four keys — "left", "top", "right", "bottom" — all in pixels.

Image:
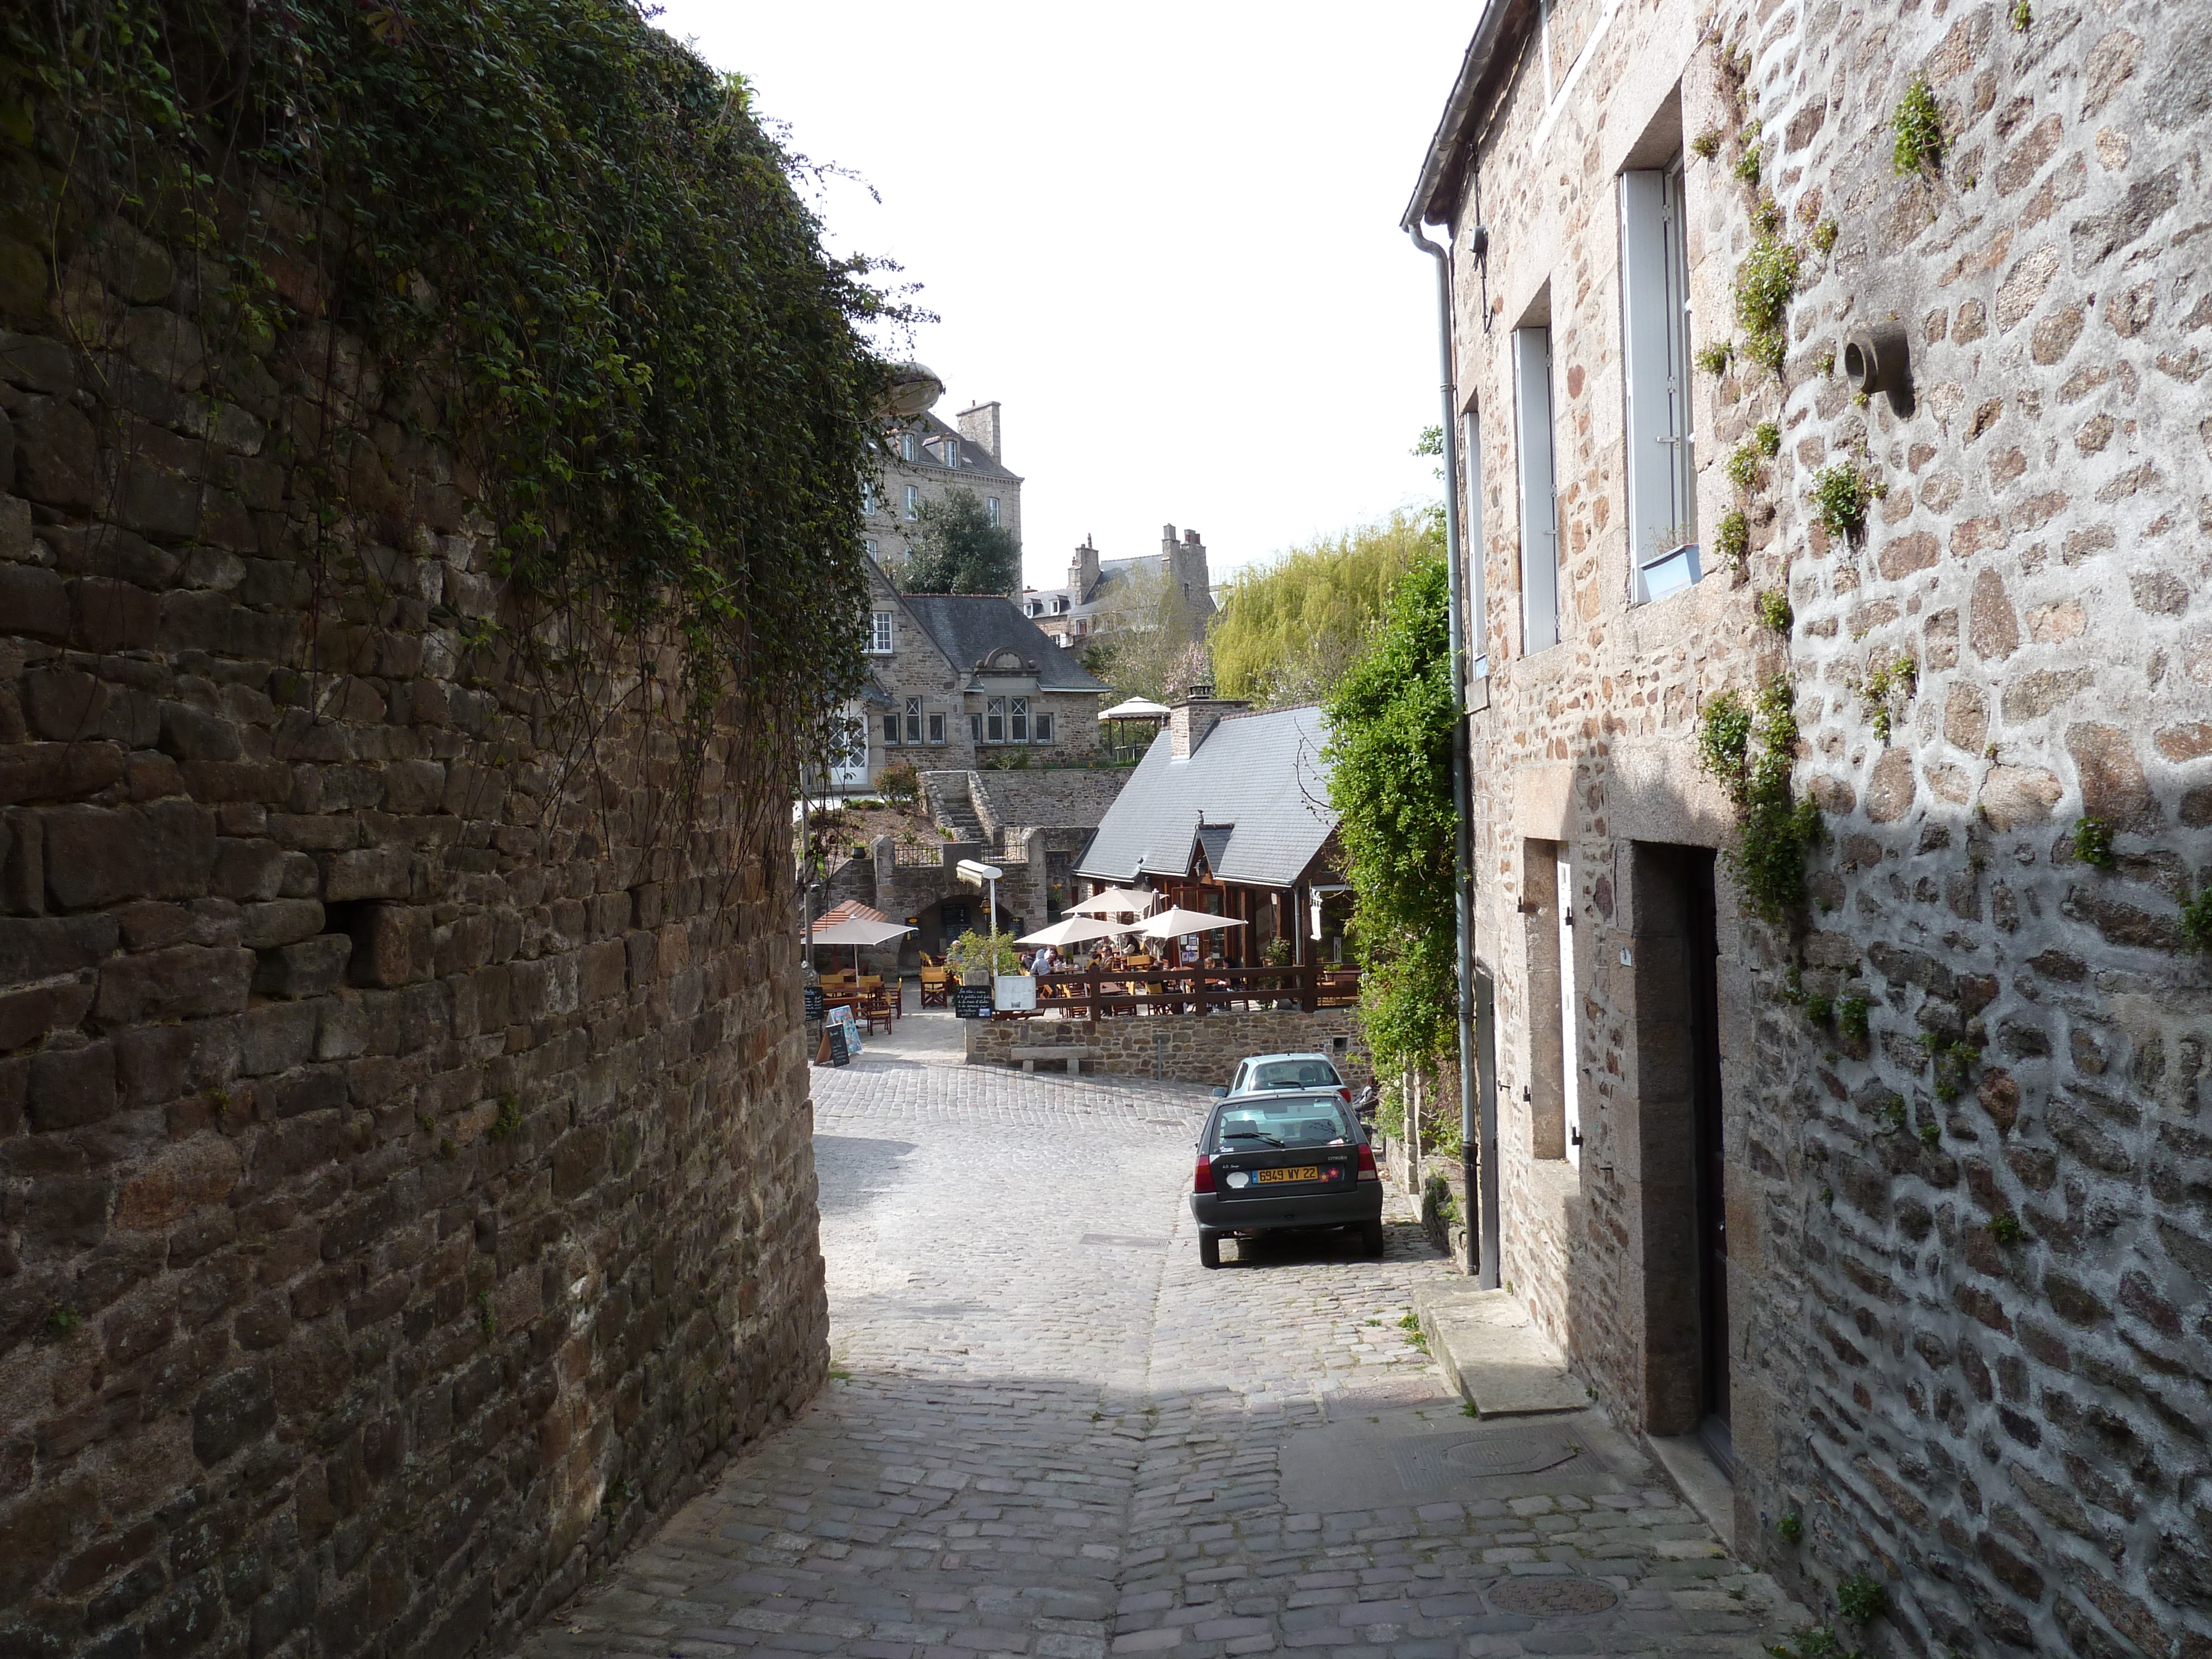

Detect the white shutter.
[
  {"left": 1621, "top": 171, "right": 1676, "bottom": 573},
  {"left": 1622, "top": 168, "right": 1701, "bottom": 601},
  {"left": 1514, "top": 327, "right": 1560, "bottom": 651},
  {"left": 1462, "top": 406, "right": 1488, "bottom": 676}
]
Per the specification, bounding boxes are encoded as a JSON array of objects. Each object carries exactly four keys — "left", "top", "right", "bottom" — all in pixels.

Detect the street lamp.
[{"left": 955, "top": 859, "right": 1004, "bottom": 948}]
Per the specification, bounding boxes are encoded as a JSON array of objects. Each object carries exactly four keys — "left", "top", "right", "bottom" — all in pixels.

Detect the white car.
[{"left": 1213, "top": 1051, "right": 1349, "bottom": 1103}]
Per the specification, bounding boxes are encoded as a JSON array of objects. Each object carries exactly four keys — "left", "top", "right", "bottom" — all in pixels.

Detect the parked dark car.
[{"left": 1190, "top": 1089, "right": 1383, "bottom": 1268}]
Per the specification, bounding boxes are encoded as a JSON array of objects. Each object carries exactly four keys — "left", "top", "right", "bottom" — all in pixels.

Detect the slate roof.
[
  {"left": 899, "top": 594, "right": 1110, "bottom": 693},
  {"left": 899, "top": 410, "right": 1019, "bottom": 483},
  {"left": 1078, "top": 706, "right": 1337, "bottom": 890}
]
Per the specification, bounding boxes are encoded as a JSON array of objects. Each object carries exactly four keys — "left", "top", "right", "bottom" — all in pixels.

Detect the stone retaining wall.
[
  {"left": 0, "top": 205, "right": 825, "bottom": 1656},
  {"left": 963, "top": 1009, "right": 1369, "bottom": 1091}
]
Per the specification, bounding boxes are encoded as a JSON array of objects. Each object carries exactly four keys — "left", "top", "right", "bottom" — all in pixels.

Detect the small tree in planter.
[
  {"left": 947, "top": 929, "right": 1021, "bottom": 985},
  {"left": 1261, "top": 937, "right": 1295, "bottom": 1004}
]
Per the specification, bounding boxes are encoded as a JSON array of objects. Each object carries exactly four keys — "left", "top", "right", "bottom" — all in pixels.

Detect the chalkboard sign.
[
  {"left": 824, "top": 1023, "right": 850, "bottom": 1066},
  {"left": 952, "top": 985, "right": 993, "bottom": 1019},
  {"left": 803, "top": 984, "right": 823, "bottom": 1021}
]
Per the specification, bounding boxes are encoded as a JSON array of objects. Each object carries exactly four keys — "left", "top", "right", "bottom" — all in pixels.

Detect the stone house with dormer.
[{"left": 833, "top": 556, "right": 1109, "bottom": 789}]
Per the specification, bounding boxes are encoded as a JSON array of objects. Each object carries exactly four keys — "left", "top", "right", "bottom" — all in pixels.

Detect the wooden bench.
[{"left": 1008, "top": 1045, "right": 1098, "bottom": 1076}]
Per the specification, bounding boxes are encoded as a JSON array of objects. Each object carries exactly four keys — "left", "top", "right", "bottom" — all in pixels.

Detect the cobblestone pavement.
[{"left": 514, "top": 1008, "right": 1809, "bottom": 1658}]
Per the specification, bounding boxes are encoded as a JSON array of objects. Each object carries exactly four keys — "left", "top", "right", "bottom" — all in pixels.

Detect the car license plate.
[{"left": 1255, "top": 1166, "right": 1319, "bottom": 1185}]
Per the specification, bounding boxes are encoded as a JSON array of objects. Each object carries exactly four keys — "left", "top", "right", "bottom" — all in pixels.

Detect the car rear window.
[
  {"left": 1248, "top": 1060, "right": 1341, "bottom": 1091},
  {"left": 1211, "top": 1098, "right": 1355, "bottom": 1151}
]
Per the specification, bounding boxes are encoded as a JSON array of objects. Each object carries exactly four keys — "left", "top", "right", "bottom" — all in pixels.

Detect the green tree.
[
  {"left": 895, "top": 489, "right": 1022, "bottom": 593},
  {"left": 1089, "top": 561, "right": 1209, "bottom": 703},
  {"left": 1322, "top": 555, "right": 1459, "bottom": 1075},
  {"left": 1211, "top": 511, "right": 1436, "bottom": 708}
]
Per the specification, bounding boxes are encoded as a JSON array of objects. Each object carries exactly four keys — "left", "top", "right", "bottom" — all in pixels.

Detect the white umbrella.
[
  {"left": 1135, "top": 906, "right": 1247, "bottom": 940},
  {"left": 1070, "top": 886, "right": 1156, "bottom": 917},
  {"left": 1018, "top": 915, "right": 1122, "bottom": 947},
  {"left": 1098, "top": 697, "right": 1171, "bottom": 721},
  {"left": 810, "top": 915, "right": 915, "bottom": 977}
]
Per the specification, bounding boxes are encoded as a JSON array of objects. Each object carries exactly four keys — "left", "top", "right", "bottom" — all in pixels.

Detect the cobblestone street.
[{"left": 514, "top": 1010, "right": 1806, "bottom": 1658}]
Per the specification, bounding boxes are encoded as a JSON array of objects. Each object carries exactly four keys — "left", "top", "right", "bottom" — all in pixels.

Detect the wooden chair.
[
  {"left": 918, "top": 967, "right": 950, "bottom": 1008},
  {"left": 857, "top": 975, "right": 883, "bottom": 993}
]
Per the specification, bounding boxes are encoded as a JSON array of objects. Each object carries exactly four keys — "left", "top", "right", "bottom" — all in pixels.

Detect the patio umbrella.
[
  {"left": 810, "top": 915, "right": 916, "bottom": 977},
  {"left": 1097, "top": 697, "right": 1171, "bottom": 721},
  {"left": 1134, "top": 906, "right": 1248, "bottom": 941},
  {"left": 1017, "top": 915, "right": 1122, "bottom": 947},
  {"left": 1069, "top": 886, "right": 1156, "bottom": 917}
]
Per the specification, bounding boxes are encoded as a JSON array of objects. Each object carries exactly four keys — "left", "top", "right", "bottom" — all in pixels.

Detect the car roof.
[{"left": 1239, "top": 1051, "right": 1335, "bottom": 1066}]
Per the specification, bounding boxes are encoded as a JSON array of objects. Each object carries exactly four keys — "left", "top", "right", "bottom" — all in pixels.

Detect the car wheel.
[
  {"left": 1360, "top": 1220, "right": 1385, "bottom": 1258},
  {"left": 1199, "top": 1230, "right": 1222, "bottom": 1269}
]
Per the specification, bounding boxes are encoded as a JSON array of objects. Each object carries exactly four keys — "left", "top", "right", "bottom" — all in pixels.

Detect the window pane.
[
  {"left": 928, "top": 714, "right": 945, "bottom": 743},
  {"left": 883, "top": 713, "right": 898, "bottom": 743},
  {"left": 904, "top": 484, "right": 920, "bottom": 520},
  {"left": 969, "top": 713, "right": 982, "bottom": 743},
  {"left": 1036, "top": 713, "right": 1053, "bottom": 742},
  {"left": 987, "top": 496, "right": 1000, "bottom": 525}
]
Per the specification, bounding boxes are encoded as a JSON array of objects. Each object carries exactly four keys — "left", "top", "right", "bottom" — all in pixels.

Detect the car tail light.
[
  {"left": 1194, "top": 1154, "right": 1214, "bottom": 1193},
  {"left": 1357, "top": 1142, "right": 1379, "bottom": 1182},
  {"left": 1339, "top": 1087, "right": 1352, "bottom": 1103}
]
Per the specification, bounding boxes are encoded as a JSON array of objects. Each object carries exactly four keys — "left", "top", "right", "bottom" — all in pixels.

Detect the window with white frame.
[
  {"left": 1621, "top": 162, "right": 1700, "bottom": 602},
  {"left": 941, "top": 439, "right": 958, "bottom": 468},
  {"left": 1010, "top": 697, "right": 1029, "bottom": 742},
  {"left": 861, "top": 481, "right": 877, "bottom": 515},
  {"left": 904, "top": 697, "right": 922, "bottom": 744},
  {"left": 986, "top": 496, "right": 1001, "bottom": 526},
  {"left": 904, "top": 484, "right": 920, "bottom": 520},
  {"left": 869, "top": 611, "right": 893, "bottom": 654},
  {"left": 1513, "top": 323, "right": 1561, "bottom": 652},
  {"left": 1461, "top": 405, "right": 1489, "bottom": 677},
  {"left": 863, "top": 536, "right": 878, "bottom": 560},
  {"left": 985, "top": 697, "right": 1005, "bottom": 743},
  {"left": 928, "top": 712, "right": 945, "bottom": 744},
  {"left": 1035, "top": 712, "right": 1054, "bottom": 742},
  {"left": 901, "top": 432, "right": 917, "bottom": 462}
]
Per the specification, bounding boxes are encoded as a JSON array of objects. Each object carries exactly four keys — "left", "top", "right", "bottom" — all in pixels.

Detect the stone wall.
[
  {"left": 0, "top": 219, "right": 826, "bottom": 1656},
  {"left": 964, "top": 1009, "right": 1368, "bottom": 1090},
  {"left": 1430, "top": 0, "right": 2211, "bottom": 1653}
]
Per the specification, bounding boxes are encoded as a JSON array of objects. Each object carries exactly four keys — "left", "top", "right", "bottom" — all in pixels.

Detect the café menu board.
[
  {"left": 804, "top": 983, "right": 823, "bottom": 1020},
  {"left": 952, "top": 985, "right": 993, "bottom": 1019},
  {"left": 823, "top": 1022, "right": 850, "bottom": 1065}
]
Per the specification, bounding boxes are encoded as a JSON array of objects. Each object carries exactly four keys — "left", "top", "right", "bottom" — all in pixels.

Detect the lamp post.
[{"left": 956, "top": 859, "right": 1004, "bottom": 957}]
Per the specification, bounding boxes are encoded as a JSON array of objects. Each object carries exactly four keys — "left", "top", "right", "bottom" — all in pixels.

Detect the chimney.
[
  {"left": 1169, "top": 684, "right": 1249, "bottom": 759},
  {"left": 956, "top": 401, "right": 1002, "bottom": 461},
  {"left": 1070, "top": 535, "right": 1099, "bottom": 602}
]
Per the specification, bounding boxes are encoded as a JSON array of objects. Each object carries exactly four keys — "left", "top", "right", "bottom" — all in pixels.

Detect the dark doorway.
[{"left": 1683, "top": 852, "right": 1730, "bottom": 1474}]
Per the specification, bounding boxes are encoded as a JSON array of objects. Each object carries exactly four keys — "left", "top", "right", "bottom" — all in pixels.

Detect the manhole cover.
[
  {"left": 1386, "top": 1431, "right": 1585, "bottom": 1489},
  {"left": 1488, "top": 1577, "right": 1619, "bottom": 1616},
  {"left": 1442, "top": 1434, "right": 1582, "bottom": 1476}
]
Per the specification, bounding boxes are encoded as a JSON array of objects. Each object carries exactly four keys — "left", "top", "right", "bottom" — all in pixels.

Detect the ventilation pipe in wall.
[{"left": 1404, "top": 216, "right": 1500, "bottom": 1290}]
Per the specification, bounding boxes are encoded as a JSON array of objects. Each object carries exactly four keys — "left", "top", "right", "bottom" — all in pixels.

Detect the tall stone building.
[
  {"left": 1024, "top": 524, "right": 1215, "bottom": 648},
  {"left": 1410, "top": 2, "right": 2210, "bottom": 1653},
  {"left": 862, "top": 367, "right": 1022, "bottom": 592}
]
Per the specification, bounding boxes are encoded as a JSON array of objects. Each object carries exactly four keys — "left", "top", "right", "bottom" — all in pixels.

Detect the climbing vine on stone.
[{"left": 3, "top": 0, "right": 899, "bottom": 831}]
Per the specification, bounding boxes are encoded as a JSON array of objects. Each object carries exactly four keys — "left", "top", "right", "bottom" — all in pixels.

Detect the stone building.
[
  {"left": 1409, "top": 2, "right": 2211, "bottom": 1653},
  {"left": 812, "top": 768, "right": 1132, "bottom": 963},
  {"left": 860, "top": 367, "right": 1021, "bottom": 589},
  {"left": 834, "top": 556, "right": 1111, "bottom": 789},
  {"left": 1024, "top": 524, "right": 1215, "bottom": 648}
]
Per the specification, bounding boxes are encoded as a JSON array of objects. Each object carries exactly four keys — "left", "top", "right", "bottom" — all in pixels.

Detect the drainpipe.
[{"left": 1405, "top": 220, "right": 1499, "bottom": 1291}]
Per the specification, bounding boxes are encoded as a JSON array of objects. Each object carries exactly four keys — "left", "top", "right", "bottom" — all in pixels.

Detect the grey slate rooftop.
[{"left": 1077, "top": 705, "right": 1337, "bottom": 889}]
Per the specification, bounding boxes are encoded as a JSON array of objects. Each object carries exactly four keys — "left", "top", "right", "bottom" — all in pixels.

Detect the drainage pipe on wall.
[{"left": 1404, "top": 221, "right": 1499, "bottom": 1290}]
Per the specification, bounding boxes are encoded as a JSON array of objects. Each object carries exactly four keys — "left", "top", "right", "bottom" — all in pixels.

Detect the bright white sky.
[{"left": 648, "top": 2, "right": 1474, "bottom": 590}]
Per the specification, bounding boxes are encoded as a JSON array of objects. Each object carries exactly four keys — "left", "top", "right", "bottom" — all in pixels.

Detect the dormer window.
[
  {"left": 901, "top": 433, "right": 917, "bottom": 462},
  {"left": 941, "top": 440, "right": 958, "bottom": 468}
]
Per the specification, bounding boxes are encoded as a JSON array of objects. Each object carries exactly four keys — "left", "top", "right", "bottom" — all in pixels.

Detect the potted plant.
[{"left": 947, "top": 928, "right": 1021, "bottom": 987}]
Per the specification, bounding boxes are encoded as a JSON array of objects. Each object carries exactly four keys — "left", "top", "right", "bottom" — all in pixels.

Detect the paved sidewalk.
[{"left": 512, "top": 1027, "right": 1810, "bottom": 1657}]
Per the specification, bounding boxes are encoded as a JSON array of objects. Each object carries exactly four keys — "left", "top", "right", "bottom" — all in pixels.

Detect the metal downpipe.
[{"left": 1404, "top": 221, "right": 1496, "bottom": 1288}]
